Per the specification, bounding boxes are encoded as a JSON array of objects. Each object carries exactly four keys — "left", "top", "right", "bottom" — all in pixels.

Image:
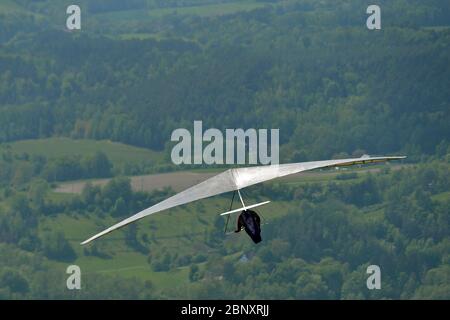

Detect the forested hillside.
[
  {"left": 1, "top": 0, "right": 449, "bottom": 159},
  {"left": 1, "top": 161, "right": 449, "bottom": 299},
  {"left": 0, "top": 0, "right": 449, "bottom": 300}
]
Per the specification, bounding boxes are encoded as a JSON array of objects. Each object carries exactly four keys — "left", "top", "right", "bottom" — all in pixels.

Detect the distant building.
[{"left": 239, "top": 254, "right": 249, "bottom": 263}]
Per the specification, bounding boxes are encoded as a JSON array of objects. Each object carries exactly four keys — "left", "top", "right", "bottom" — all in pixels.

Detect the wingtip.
[
  {"left": 80, "top": 235, "right": 97, "bottom": 246},
  {"left": 382, "top": 155, "right": 406, "bottom": 160}
]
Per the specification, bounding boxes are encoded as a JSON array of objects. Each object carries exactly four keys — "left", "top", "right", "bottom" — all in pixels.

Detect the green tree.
[{"left": 41, "top": 231, "right": 77, "bottom": 262}]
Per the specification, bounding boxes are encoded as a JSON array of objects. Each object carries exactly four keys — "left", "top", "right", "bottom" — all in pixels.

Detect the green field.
[
  {"left": 38, "top": 195, "right": 285, "bottom": 289},
  {"left": 0, "top": 0, "right": 25, "bottom": 13},
  {"left": 39, "top": 162, "right": 395, "bottom": 291},
  {"left": 431, "top": 191, "right": 450, "bottom": 202},
  {"left": 38, "top": 186, "right": 401, "bottom": 291},
  {"left": 4, "top": 138, "right": 164, "bottom": 167},
  {"left": 93, "top": 1, "right": 269, "bottom": 23},
  {"left": 0, "top": 0, "right": 46, "bottom": 20},
  {"left": 147, "top": 1, "right": 269, "bottom": 18}
]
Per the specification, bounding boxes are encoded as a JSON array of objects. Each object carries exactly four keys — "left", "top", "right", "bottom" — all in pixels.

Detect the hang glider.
[{"left": 81, "top": 155, "right": 405, "bottom": 245}]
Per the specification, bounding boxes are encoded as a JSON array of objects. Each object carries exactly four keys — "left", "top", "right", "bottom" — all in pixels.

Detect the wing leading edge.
[{"left": 81, "top": 155, "right": 405, "bottom": 245}]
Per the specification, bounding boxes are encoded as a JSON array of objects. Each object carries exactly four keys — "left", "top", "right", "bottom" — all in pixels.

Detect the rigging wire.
[{"left": 224, "top": 190, "right": 235, "bottom": 234}]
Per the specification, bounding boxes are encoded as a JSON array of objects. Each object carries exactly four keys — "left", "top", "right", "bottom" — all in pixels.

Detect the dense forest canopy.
[
  {"left": 0, "top": 0, "right": 449, "bottom": 300},
  {"left": 0, "top": 0, "right": 449, "bottom": 159}
]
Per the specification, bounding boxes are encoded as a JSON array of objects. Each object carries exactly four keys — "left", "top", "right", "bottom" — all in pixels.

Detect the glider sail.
[{"left": 81, "top": 155, "right": 405, "bottom": 245}]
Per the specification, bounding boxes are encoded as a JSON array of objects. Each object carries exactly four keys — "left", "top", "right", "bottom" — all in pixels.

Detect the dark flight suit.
[{"left": 235, "top": 209, "right": 262, "bottom": 243}]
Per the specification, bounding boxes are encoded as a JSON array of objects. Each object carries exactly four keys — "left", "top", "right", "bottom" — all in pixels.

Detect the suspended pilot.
[{"left": 235, "top": 209, "right": 262, "bottom": 243}]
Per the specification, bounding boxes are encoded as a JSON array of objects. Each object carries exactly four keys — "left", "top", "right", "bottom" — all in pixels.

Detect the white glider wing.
[{"left": 81, "top": 155, "right": 405, "bottom": 244}]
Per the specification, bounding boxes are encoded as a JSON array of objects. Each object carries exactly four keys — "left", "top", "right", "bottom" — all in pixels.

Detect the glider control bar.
[{"left": 219, "top": 201, "right": 271, "bottom": 216}]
